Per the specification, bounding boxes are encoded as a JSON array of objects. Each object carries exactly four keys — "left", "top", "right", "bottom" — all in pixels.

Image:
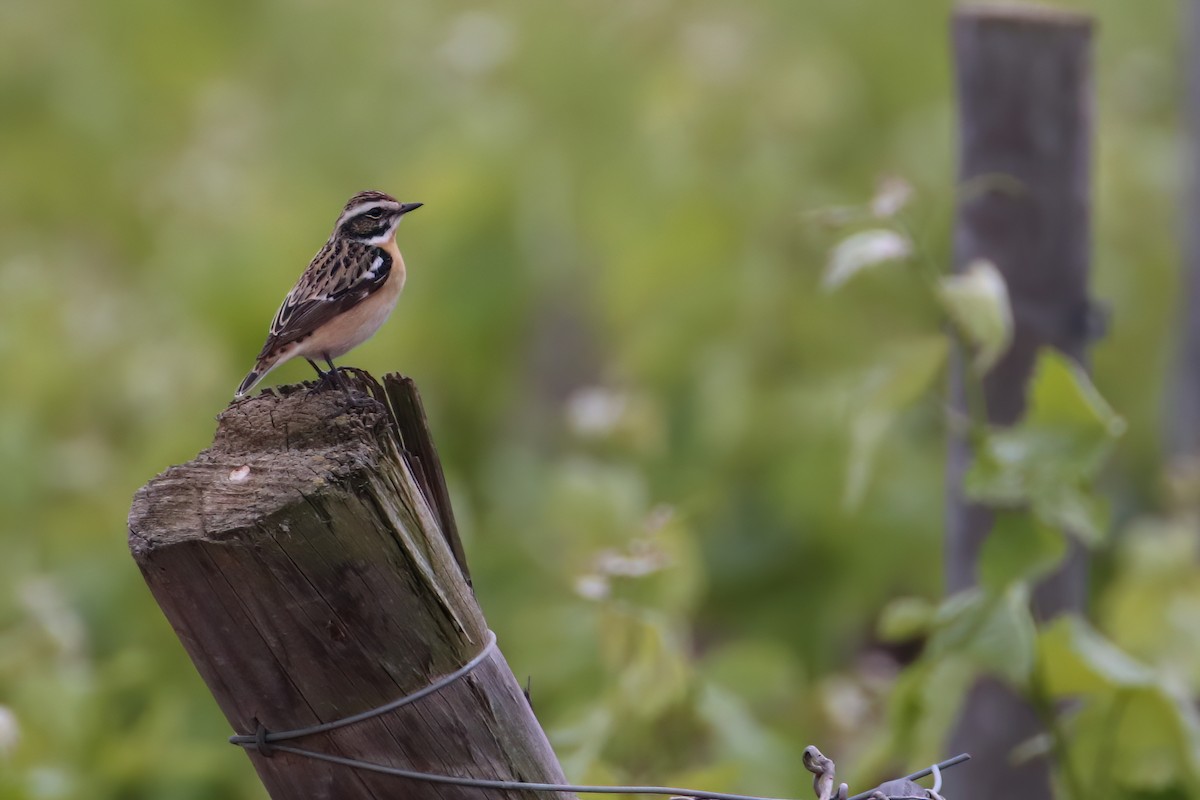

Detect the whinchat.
[{"left": 235, "top": 190, "right": 422, "bottom": 398}]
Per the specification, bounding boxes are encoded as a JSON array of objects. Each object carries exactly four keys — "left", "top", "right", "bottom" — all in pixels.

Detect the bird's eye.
[{"left": 364, "top": 208, "right": 385, "bottom": 220}]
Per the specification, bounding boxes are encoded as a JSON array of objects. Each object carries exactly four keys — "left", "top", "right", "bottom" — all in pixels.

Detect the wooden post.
[
  {"left": 946, "top": 5, "right": 1094, "bottom": 800},
  {"left": 128, "top": 372, "right": 570, "bottom": 800}
]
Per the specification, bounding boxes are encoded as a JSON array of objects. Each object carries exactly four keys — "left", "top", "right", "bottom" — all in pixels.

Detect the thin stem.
[{"left": 893, "top": 215, "right": 990, "bottom": 431}]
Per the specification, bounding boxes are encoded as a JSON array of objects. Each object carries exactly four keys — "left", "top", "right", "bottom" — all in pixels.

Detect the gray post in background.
[
  {"left": 1170, "top": 0, "right": 1200, "bottom": 460},
  {"left": 945, "top": 6, "right": 1094, "bottom": 799}
]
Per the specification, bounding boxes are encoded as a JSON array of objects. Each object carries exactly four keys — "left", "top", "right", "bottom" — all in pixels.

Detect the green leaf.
[
  {"left": 822, "top": 228, "right": 912, "bottom": 291},
  {"left": 843, "top": 336, "right": 948, "bottom": 508},
  {"left": 937, "top": 259, "right": 1013, "bottom": 372},
  {"left": 1037, "top": 616, "right": 1156, "bottom": 695},
  {"left": 1102, "top": 519, "right": 1200, "bottom": 660},
  {"left": 965, "top": 350, "right": 1124, "bottom": 542},
  {"left": 978, "top": 512, "right": 1067, "bottom": 591},
  {"left": 1064, "top": 688, "right": 1200, "bottom": 794},
  {"left": 845, "top": 412, "right": 889, "bottom": 510},
  {"left": 1027, "top": 351, "right": 1124, "bottom": 437},
  {"left": 878, "top": 596, "right": 936, "bottom": 642},
  {"left": 1030, "top": 484, "right": 1108, "bottom": 545},
  {"left": 928, "top": 586, "right": 1036, "bottom": 686},
  {"left": 884, "top": 657, "right": 976, "bottom": 767},
  {"left": 860, "top": 336, "right": 950, "bottom": 414}
]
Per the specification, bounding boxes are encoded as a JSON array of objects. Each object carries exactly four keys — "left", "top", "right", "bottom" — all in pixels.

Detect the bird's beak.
[{"left": 399, "top": 202, "right": 423, "bottom": 215}]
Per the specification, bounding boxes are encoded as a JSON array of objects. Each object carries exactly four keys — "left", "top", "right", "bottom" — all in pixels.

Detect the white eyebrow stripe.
[{"left": 335, "top": 201, "right": 394, "bottom": 229}]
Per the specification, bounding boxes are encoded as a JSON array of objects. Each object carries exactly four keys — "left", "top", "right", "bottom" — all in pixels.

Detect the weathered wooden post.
[
  {"left": 946, "top": 5, "right": 1095, "bottom": 799},
  {"left": 128, "top": 373, "right": 571, "bottom": 800}
]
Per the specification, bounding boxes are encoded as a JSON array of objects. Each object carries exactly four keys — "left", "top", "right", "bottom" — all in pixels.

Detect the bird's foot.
[
  {"left": 342, "top": 390, "right": 382, "bottom": 410},
  {"left": 305, "top": 370, "right": 340, "bottom": 397},
  {"left": 304, "top": 364, "right": 382, "bottom": 410}
]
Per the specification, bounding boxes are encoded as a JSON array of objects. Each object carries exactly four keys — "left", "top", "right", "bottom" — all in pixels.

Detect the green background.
[{"left": 0, "top": 1, "right": 1184, "bottom": 798}]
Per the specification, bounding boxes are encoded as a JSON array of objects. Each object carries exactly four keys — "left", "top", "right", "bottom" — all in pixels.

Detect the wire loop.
[
  {"left": 228, "top": 628, "right": 969, "bottom": 798},
  {"left": 229, "top": 630, "right": 497, "bottom": 749},
  {"left": 253, "top": 723, "right": 272, "bottom": 758}
]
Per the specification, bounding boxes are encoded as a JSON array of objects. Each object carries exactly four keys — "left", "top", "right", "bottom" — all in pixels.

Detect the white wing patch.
[{"left": 365, "top": 254, "right": 386, "bottom": 279}]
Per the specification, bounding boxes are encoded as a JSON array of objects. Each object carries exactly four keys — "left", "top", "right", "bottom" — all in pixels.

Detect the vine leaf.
[
  {"left": 1038, "top": 616, "right": 1155, "bottom": 694},
  {"left": 966, "top": 350, "right": 1125, "bottom": 542},
  {"left": 822, "top": 229, "right": 912, "bottom": 291},
  {"left": 937, "top": 259, "right": 1012, "bottom": 373},
  {"left": 978, "top": 512, "right": 1067, "bottom": 591},
  {"left": 844, "top": 336, "right": 948, "bottom": 507},
  {"left": 927, "top": 585, "right": 1036, "bottom": 686}
]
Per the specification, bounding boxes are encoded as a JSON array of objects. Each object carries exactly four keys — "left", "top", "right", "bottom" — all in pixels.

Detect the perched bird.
[{"left": 235, "top": 190, "right": 422, "bottom": 398}]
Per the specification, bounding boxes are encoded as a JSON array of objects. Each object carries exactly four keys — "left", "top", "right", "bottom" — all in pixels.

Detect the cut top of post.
[
  {"left": 128, "top": 373, "right": 470, "bottom": 588},
  {"left": 129, "top": 382, "right": 392, "bottom": 547},
  {"left": 954, "top": 2, "right": 1094, "bottom": 30}
]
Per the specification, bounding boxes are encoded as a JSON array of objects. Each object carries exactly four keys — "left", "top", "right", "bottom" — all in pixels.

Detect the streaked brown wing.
[{"left": 256, "top": 239, "right": 393, "bottom": 360}]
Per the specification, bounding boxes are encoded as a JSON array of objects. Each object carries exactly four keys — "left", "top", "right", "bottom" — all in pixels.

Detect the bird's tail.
[{"left": 234, "top": 356, "right": 280, "bottom": 398}]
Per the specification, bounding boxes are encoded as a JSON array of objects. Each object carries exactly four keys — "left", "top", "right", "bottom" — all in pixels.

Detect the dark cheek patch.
[{"left": 351, "top": 218, "right": 388, "bottom": 238}]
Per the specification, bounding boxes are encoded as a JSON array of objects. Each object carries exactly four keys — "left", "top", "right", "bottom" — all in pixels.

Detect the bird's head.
[{"left": 334, "top": 190, "right": 422, "bottom": 244}]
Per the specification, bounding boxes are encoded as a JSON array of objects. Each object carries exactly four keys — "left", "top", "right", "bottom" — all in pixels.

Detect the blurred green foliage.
[{"left": 0, "top": 1, "right": 1189, "bottom": 798}]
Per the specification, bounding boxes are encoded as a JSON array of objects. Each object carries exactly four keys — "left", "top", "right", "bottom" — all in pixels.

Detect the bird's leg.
[
  {"left": 307, "top": 355, "right": 377, "bottom": 408},
  {"left": 304, "top": 358, "right": 336, "bottom": 397},
  {"left": 323, "top": 355, "right": 375, "bottom": 407},
  {"left": 323, "top": 356, "right": 346, "bottom": 390}
]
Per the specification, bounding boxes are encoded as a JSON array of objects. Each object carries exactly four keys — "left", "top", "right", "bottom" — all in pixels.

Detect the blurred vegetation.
[{"left": 0, "top": 1, "right": 1190, "bottom": 798}]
